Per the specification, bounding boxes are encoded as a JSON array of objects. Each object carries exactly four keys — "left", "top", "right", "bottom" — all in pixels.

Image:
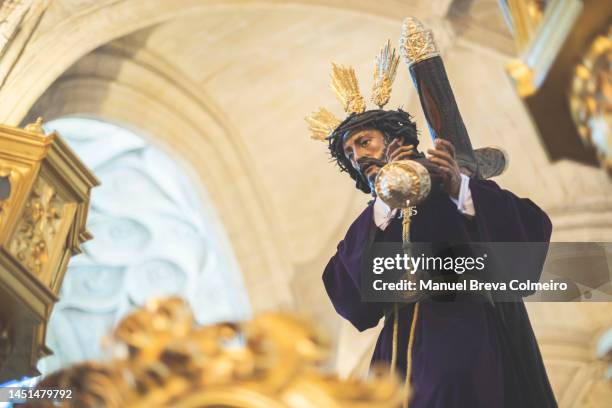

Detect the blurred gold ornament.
[
  {"left": 506, "top": 60, "right": 537, "bottom": 98},
  {"left": 503, "top": 0, "right": 547, "bottom": 52},
  {"left": 569, "top": 25, "right": 612, "bottom": 173},
  {"left": 500, "top": 0, "right": 611, "bottom": 171},
  {"left": 32, "top": 297, "right": 406, "bottom": 408}
]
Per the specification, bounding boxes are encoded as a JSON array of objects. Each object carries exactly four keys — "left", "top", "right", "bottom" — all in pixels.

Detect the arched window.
[{"left": 38, "top": 117, "right": 250, "bottom": 374}]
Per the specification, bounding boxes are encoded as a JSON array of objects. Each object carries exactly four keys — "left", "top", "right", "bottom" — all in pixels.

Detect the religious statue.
[{"left": 307, "top": 17, "right": 557, "bottom": 407}]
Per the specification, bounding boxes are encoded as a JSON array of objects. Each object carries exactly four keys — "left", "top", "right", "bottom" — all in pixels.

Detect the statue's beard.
[{"left": 356, "top": 156, "right": 388, "bottom": 189}]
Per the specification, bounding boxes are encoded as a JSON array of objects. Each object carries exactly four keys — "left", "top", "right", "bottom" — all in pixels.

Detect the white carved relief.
[{"left": 38, "top": 117, "right": 251, "bottom": 375}]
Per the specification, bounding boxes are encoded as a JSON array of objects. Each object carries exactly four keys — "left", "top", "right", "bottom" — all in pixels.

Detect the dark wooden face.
[{"left": 342, "top": 129, "right": 387, "bottom": 179}]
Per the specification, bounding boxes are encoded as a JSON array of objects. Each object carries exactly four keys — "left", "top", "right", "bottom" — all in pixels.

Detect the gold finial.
[
  {"left": 305, "top": 107, "right": 342, "bottom": 141},
  {"left": 372, "top": 40, "right": 400, "bottom": 108},
  {"left": 331, "top": 63, "right": 366, "bottom": 114},
  {"left": 24, "top": 117, "right": 45, "bottom": 134},
  {"left": 399, "top": 16, "right": 440, "bottom": 67}
]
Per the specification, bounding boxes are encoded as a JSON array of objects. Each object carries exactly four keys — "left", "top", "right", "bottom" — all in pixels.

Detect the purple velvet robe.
[{"left": 323, "top": 179, "right": 557, "bottom": 407}]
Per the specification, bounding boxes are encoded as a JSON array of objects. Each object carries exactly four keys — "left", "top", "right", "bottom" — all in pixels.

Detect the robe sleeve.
[
  {"left": 469, "top": 178, "right": 552, "bottom": 242},
  {"left": 469, "top": 179, "right": 552, "bottom": 296},
  {"left": 469, "top": 181, "right": 557, "bottom": 405},
  {"left": 322, "top": 204, "right": 385, "bottom": 331}
]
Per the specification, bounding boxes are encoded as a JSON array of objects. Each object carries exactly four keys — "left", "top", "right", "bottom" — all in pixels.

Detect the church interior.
[{"left": 0, "top": 0, "right": 610, "bottom": 406}]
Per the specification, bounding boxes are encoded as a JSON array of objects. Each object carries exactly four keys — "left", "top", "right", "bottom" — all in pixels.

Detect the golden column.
[{"left": 0, "top": 118, "right": 98, "bottom": 382}]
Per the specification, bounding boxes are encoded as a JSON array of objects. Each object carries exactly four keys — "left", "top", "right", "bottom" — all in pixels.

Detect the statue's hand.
[
  {"left": 385, "top": 139, "right": 415, "bottom": 162},
  {"left": 427, "top": 139, "right": 461, "bottom": 199}
]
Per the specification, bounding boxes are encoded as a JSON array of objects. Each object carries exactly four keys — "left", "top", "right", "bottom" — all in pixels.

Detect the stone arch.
[
  {"left": 0, "top": 0, "right": 427, "bottom": 125},
  {"left": 25, "top": 40, "right": 295, "bottom": 311}
]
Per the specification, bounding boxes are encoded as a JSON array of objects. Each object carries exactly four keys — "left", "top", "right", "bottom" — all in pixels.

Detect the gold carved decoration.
[
  {"left": 33, "top": 297, "right": 405, "bottom": 407},
  {"left": 399, "top": 17, "right": 440, "bottom": 67},
  {"left": 0, "top": 119, "right": 97, "bottom": 383},
  {"left": 7, "top": 176, "right": 65, "bottom": 277},
  {"left": 569, "top": 25, "right": 612, "bottom": 173}
]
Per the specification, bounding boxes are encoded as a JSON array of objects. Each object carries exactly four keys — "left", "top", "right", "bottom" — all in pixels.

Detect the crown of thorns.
[{"left": 305, "top": 41, "right": 423, "bottom": 193}]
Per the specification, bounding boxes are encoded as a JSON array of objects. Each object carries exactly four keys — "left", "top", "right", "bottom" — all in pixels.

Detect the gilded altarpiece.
[{"left": 0, "top": 119, "right": 97, "bottom": 382}]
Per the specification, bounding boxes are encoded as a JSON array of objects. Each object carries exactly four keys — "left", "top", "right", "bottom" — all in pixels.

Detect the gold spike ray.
[
  {"left": 305, "top": 41, "right": 403, "bottom": 142},
  {"left": 372, "top": 40, "right": 400, "bottom": 108},
  {"left": 331, "top": 63, "right": 366, "bottom": 114},
  {"left": 305, "top": 107, "right": 342, "bottom": 141}
]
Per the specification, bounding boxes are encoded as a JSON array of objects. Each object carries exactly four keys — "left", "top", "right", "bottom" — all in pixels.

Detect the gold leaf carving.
[
  {"left": 399, "top": 17, "right": 440, "bottom": 67},
  {"left": 8, "top": 176, "right": 65, "bottom": 276}
]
